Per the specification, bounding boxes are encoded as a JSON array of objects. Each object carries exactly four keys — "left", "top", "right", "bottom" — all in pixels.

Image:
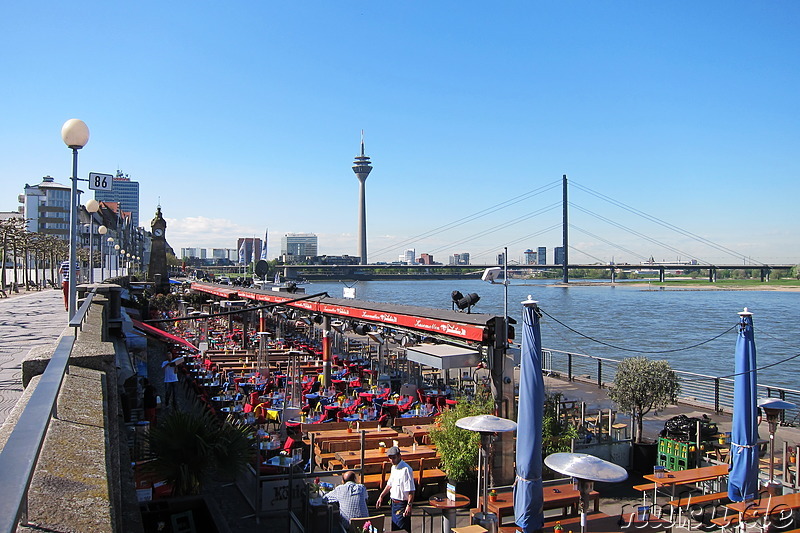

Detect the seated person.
[{"left": 323, "top": 471, "right": 368, "bottom": 530}]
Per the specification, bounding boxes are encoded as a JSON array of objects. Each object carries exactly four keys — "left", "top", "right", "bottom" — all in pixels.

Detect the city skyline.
[{"left": 1, "top": 3, "right": 798, "bottom": 265}]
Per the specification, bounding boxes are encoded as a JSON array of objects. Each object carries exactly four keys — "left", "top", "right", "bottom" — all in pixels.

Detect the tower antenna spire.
[{"left": 352, "top": 131, "right": 373, "bottom": 265}]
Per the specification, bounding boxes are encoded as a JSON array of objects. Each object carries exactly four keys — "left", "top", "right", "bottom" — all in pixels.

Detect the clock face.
[{"left": 154, "top": 229, "right": 163, "bottom": 237}]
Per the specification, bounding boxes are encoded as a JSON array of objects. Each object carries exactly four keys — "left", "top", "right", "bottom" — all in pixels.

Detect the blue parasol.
[
  {"left": 514, "top": 296, "right": 544, "bottom": 531},
  {"left": 728, "top": 308, "right": 759, "bottom": 502}
]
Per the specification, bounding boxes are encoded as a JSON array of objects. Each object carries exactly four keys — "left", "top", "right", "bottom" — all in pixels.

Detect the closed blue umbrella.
[
  {"left": 728, "top": 308, "right": 759, "bottom": 502},
  {"left": 514, "top": 296, "right": 544, "bottom": 532}
]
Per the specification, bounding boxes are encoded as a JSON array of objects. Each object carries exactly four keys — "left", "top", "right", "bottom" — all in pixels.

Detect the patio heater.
[
  {"left": 456, "top": 414, "right": 517, "bottom": 532},
  {"left": 544, "top": 453, "right": 628, "bottom": 533},
  {"left": 257, "top": 331, "right": 271, "bottom": 376},
  {"left": 758, "top": 397, "right": 797, "bottom": 495}
]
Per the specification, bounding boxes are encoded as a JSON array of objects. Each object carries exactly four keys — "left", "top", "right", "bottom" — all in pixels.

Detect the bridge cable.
[
  {"left": 428, "top": 202, "right": 561, "bottom": 255},
  {"left": 569, "top": 224, "right": 648, "bottom": 262},
  {"left": 370, "top": 179, "right": 562, "bottom": 258},
  {"left": 539, "top": 308, "right": 737, "bottom": 354},
  {"left": 571, "top": 203, "right": 708, "bottom": 265},
  {"left": 470, "top": 223, "right": 561, "bottom": 262},
  {"left": 571, "top": 180, "right": 765, "bottom": 266}
]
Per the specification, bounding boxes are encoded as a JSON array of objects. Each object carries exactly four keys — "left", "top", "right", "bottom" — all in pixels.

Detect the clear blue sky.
[{"left": 2, "top": 2, "right": 798, "bottom": 265}]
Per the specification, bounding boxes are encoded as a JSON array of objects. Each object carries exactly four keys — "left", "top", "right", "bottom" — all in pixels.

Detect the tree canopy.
[{"left": 607, "top": 357, "right": 679, "bottom": 443}]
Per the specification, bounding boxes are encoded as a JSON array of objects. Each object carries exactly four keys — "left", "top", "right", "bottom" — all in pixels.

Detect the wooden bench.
[
  {"left": 360, "top": 459, "right": 423, "bottom": 491},
  {"left": 667, "top": 491, "right": 729, "bottom": 509}
]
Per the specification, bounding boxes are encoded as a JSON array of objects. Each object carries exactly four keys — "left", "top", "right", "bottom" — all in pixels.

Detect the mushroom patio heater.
[
  {"left": 544, "top": 453, "right": 628, "bottom": 533},
  {"left": 456, "top": 414, "right": 517, "bottom": 532},
  {"left": 758, "top": 397, "right": 797, "bottom": 494}
]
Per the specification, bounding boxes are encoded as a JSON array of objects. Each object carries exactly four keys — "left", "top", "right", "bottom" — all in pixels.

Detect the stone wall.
[{"left": 0, "top": 294, "right": 143, "bottom": 532}]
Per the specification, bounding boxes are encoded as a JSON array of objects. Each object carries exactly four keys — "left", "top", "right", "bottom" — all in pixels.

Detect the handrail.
[
  {"left": 0, "top": 334, "right": 75, "bottom": 532},
  {"left": 68, "top": 288, "right": 96, "bottom": 329},
  {"left": 543, "top": 347, "right": 800, "bottom": 425}
]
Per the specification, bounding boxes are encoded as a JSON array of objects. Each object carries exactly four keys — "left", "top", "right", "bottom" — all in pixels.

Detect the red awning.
[{"left": 132, "top": 320, "right": 198, "bottom": 352}]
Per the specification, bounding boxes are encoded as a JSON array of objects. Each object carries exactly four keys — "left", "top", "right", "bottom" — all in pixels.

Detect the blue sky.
[{"left": 2, "top": 2, "right": 798, "bottom": 265}]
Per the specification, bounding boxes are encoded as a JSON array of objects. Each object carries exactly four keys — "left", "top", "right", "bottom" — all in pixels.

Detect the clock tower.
[{"left": 148, "top": 206, "right": 169, "bottom": 292}]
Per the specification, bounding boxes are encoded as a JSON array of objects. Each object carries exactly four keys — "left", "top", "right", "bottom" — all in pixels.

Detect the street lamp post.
[
  {"left": 97, "top": 225, "right": 107, "bottom": 281},
  {"left": 61, "top": 119, "right": 90, "bottom": 321},
  {"left": 114, "top": 245, "right": 120, "bottom": 276},
  {"left": 85, "top": 199, "right": 100, "bottom": 283}
]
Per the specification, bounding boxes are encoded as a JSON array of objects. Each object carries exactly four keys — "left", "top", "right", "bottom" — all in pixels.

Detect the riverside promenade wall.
[{"left": 0, "top": 290, "right": 142, "bottom": 533}]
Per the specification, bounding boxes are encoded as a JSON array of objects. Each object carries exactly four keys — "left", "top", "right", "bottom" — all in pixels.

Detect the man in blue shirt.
[{"left": 323, "top": 470, "right": 368, "bottom": 530}]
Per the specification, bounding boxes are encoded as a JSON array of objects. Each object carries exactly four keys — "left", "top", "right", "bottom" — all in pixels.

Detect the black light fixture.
[
  {"left": 451, "top": 291, "right": 464, "bottom": 311},
  {"left": 353, "top": 323, "right": 371, "bottom": 335},
  {"left": 454, "top": 292, "right": 481, "bottom": 313},
  {"left": 312, "top": 314, "right": 324, "bottom": 324}
]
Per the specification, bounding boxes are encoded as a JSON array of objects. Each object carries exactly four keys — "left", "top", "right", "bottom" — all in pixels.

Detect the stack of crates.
[{"left": 657, "top": 437, "right": 690, "bottom": 471}]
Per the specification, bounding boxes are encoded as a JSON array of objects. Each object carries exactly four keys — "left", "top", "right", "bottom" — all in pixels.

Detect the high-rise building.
[
  {"left": 280, "top": 233, "right": 317, "bottom": 257},
  {"left": 352, "top": 132, "right": 373, "bottom": 265},
  {"left": 537, "top": 246, "right": 547, "bottom": 265},
  {"left": 212, "top": 248, "right": 229, "bottom": 260},
  {"left": 524, "top": 249, "right": 536, "bottom": 264},
  {"left": 237, "top": 238, "right": 263, "bottom": 264},
  {"left": 94, "top": 170, "right": 140, "bottom": 228},
  {"left": 400, "top": 249, "right": 415, "bottom": 264},
  {"left": 554, "top": 246, "right": 565, "bottom": 265},
  {"left": 21, "top": 176, "right": 72, "bottom": 239},
  {"left": 419, "top": 253, "right": 434, "bottom": 265},
  {"left": 497, "top": 252, "right": 506, "bottom": 266},
  {"left": 449, "top": 253, "right": 470, "bottom": 265}
]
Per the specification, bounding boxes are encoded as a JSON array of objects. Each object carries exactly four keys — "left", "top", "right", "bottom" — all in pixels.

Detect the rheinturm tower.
[{"left": 352, "top": 132, "right": 372, "bottom": 265}]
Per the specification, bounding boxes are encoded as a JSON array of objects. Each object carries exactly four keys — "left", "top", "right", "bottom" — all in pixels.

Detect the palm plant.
[{"left": 147, "top": 399, "right": 256, "bottom": 496}]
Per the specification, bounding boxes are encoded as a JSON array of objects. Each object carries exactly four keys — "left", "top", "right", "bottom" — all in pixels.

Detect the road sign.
[{"left": 88, "top": 172, "right": 113, "bottom": 191}]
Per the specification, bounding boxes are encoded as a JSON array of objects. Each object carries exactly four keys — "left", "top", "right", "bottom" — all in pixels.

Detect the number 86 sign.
[{"left": 88, "top": 172, "right": 113, "bottom": 191}]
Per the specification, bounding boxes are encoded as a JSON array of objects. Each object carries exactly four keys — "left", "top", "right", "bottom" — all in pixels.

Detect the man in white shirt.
[
  {"left": 376, "top": 446, "right": 415, "bottom": 531},
  {"left": 162, "top": 353, "right": 182, "bottom": 407}
]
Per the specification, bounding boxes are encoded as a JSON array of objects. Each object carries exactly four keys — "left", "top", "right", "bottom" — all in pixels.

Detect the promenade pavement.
[{"left": 0, "top": 287, "right": 66, "bottom": 426}]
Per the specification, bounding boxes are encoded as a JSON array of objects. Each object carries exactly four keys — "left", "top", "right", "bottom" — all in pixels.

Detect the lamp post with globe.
[
  {"left": 97, "top": 225, "right": 107, "bottom": 281},
  {"left": 61, "top": 119, "right": 89, "bottom": 321},
  {"left": 85, "top": 199, "right": 100, "bottom": 283},
  {"left": 114, "top": 245, "right": 120, "bottom": 276}
]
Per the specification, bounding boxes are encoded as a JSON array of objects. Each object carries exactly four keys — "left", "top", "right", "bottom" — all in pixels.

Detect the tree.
[
  {"left": 607, "top": 357, "right": 679, "bottom": 443},
  {"left": 428, "top": 390, "right": 494, "bottom": 482}
]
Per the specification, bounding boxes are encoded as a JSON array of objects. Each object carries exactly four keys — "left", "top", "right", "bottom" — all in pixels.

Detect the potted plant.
[
  {"left": 147, "top": 398, "right": 255, "bottom": 495},
  {"left": 428, "top": 391, "right": 493, "bottom": 499},
  {"left": 607, "top": 357, "right": 679, "bottom": 473}
]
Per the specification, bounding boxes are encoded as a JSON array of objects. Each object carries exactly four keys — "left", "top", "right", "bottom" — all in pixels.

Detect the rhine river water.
[{"left": 302, "top": 279, "right": 800, "bottom": 391}]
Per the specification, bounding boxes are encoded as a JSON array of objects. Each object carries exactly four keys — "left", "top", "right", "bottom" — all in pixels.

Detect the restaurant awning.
[
  {"left": 132, "top": 320, "right": 198, "bottom": 352},
  {"left": 405, "top": 344, "right": 481, "bottom": 370}
]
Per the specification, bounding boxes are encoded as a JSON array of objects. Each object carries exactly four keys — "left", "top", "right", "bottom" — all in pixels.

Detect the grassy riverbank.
[{"left": 622, "top": 278, "right": 800, "bottom": 291}]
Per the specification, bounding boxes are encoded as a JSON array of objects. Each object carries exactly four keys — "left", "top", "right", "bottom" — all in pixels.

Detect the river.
[{"left": 301, "top": 279, "right": 800, "bottom": 391}]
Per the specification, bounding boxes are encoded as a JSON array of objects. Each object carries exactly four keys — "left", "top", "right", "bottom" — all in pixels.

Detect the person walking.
[
  {"left": 323, "top": 470, "right": 369, "bottom": 530},
  {"left": 376, "top": 446, "right": 415, "bottom": 531},
  {"left": 162, "top": 352, "right": 182, "bottom": 408},
  {"left": 59, "top": 260, "right": 70, "bottom": 310}
]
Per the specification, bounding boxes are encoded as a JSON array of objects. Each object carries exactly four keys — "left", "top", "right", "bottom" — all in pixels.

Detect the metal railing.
[
  {"left": 0, "top": 289, "right": 96, "bottom": 532},
  {"left": 543, "top": 348, "right": 800, "bottom": 425}
]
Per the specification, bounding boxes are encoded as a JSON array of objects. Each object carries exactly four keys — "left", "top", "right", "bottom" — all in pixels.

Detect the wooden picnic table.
[
  {"left": 334, "top": 444, "right": 437, "bottom": 468},
  {"left": 479, "top": 483, "right": 599, "bottom": 523},
  {"left": 642, "top": 463, "right": 729, "bottom": 503},
  {"left": 726, "top": 492, "right": 800, "bottom": 522},
  {"left": 304, "top": 427, "right": 398, "bottom": 447},
  {"left": 401, "top": 424, "right": 433, "bottom": 440}
]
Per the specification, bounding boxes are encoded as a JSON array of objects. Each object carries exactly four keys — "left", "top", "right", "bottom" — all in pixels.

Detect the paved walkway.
[{"left": 0, "top": 288, "right": 66, "bottom": 426}]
